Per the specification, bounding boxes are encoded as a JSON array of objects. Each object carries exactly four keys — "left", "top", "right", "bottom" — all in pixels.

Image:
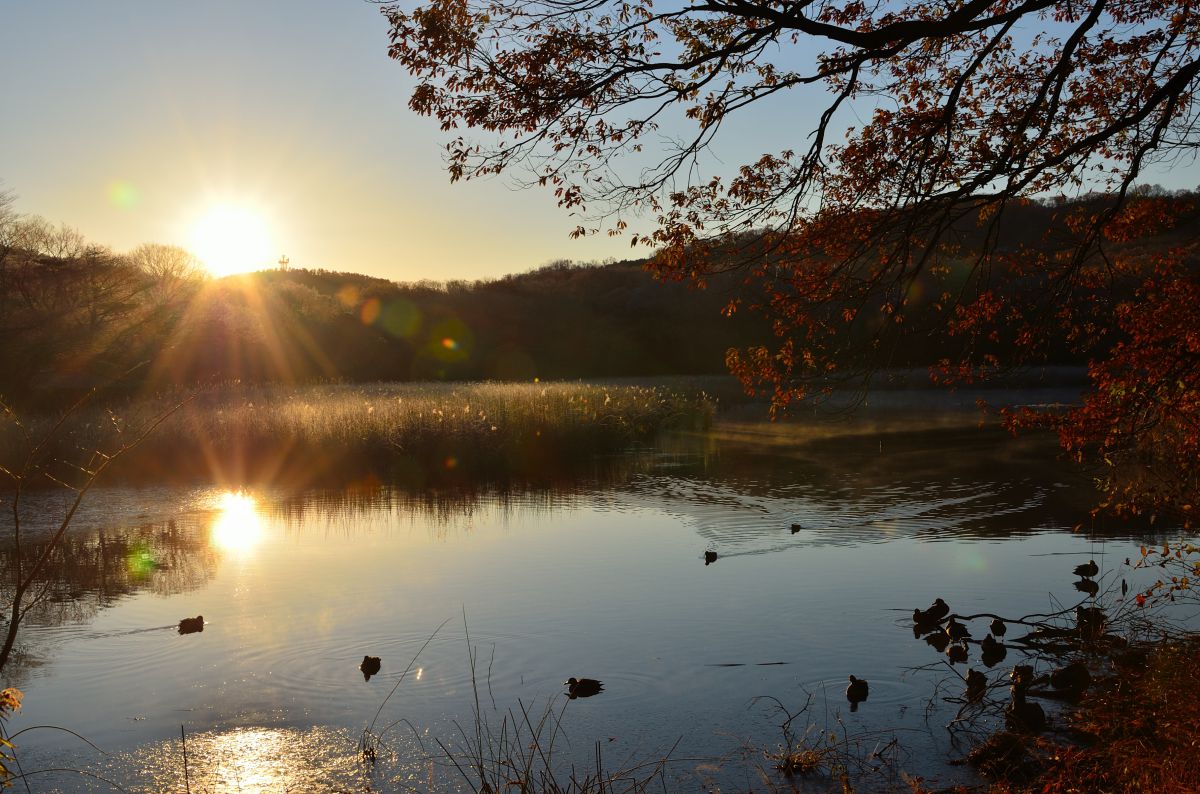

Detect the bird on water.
[
  {"left": 1073, "top": 559, "right": 1099, "bottom": 578},
  {"left": 925, "top": 598, "right": 951, "bottom": 622},
  {"left": 946, "top": 617, "right": 972, "bottom": 642},
  {"left": 846, "top": 675, "right": 869, "bottom": 708},
  {"left": 360, "top": 655, "right": 382, "bottom": 681},
  {"left": 178, "top": 616, "right": 204, "bottom": 634},
  {"left": 565, "top": 677, "right": 604, "bottom": 699}
]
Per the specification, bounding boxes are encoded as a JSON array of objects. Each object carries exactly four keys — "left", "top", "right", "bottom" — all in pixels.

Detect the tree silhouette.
[{"left": 383, "top": 0, "right": 1200, "bottom": 520}]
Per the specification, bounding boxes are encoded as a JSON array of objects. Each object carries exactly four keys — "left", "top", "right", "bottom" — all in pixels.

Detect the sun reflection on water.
[
  {"left": 114, "top": 726, "right": 379, "bottom": 793},
  {"left": 210, "top": 491, "right": 264, "bottom": 554}
]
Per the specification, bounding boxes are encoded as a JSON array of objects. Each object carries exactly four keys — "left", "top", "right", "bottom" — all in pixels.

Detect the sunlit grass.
[{"left": 5, "top": 381, "right": 716, "bottom": 486}]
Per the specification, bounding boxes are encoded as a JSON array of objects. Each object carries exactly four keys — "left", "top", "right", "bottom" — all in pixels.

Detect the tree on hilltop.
[{"left": 382, "top": 0, "right": 1200, "bottom": 521}]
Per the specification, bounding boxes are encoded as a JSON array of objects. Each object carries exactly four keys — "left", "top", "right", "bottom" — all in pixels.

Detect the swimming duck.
[
  {"left": 989, "top": 618, "right": 1006, "bottom": 637},
  {"left": 703, "top": 550, "right": 718, "bottom": 566},
  {"left": 360, "top": 655, "right": 382, "bottom": 681},
  {"left": 565, "top": 677, "right": 604, "bottom": 699},
  {"left": 965, "top": 668, "right": 987, "bottom": 701},
  {"left": 178, "top": 616, "right": 204, "bottom": 635},
  {"left": 790, "top": 523, "right": 802, "bottom": 534},
  {"left": 1073, "top": 559, "right": 1099, "bottom": 578},
  {"left": 945, "top": 617, "right": 972, "bottom": 642},
  {"left": 845, "top": 675, "right": 869, "bottom": 704},
  {"left": 980, "top": 633, "right": 1002, "bottom": 653},
  {"left": 924, "top": 598, "right": 951, "bottom": 622},
  {"left": 947, "top": 643, "right": 969, "bottom": 664}
]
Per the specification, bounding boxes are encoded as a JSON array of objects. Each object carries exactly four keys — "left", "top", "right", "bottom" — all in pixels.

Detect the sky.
[
  {"left": 2, "top": 2, "right": 1197, "bottom": 282},
  {"left": 0, "top": 1, "right": 646, "bottom": 281}
]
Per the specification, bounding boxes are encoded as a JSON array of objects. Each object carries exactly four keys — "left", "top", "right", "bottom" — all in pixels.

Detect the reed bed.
[{"left": 2, "top": 381, "right": 716, "bottom": 486}]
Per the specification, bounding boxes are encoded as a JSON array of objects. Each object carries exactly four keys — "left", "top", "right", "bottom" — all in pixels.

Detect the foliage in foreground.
[
  {"left": 384, "top": 0, "right": 1200, "bottom": 523},
  {"left": 982, "top": 640, "right": 1200, "bottom": 794}
]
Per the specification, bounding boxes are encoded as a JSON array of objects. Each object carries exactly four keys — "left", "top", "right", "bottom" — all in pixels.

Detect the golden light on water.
[
  {"left": 127, "top": 727, "right": 374, "bottom": 793},
  {"left": 190, "top": 203, "right": 274, "bottom": 277},
  {"left": 210, "top": 491, "right": 264, "bottom": 554}
]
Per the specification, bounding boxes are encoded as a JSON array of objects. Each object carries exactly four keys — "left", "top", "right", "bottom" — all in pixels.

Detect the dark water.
[{"left": 0, "top": 415, "right": 1183, "bottom": 792}]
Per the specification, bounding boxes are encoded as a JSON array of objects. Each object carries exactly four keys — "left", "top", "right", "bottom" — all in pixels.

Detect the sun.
[{"left": 190, "top": 204, "right": 274, "bottom": 277}]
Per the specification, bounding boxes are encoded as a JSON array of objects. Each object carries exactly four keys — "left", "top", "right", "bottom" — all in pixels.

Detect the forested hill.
[
  {"left": 1, "top": 188, "right": 1196, "bottom": 407},
  {"left": 0, "top": 252, "right": 770, "bottom": 406}
]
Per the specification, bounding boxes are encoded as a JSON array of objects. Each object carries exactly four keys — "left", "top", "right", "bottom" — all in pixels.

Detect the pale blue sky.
[
  {"left": 2, "top": 2, "right": 1196, "bottom": 281},
  {"left": 0, "top": 0, "right": 647, "bottom": 280}
]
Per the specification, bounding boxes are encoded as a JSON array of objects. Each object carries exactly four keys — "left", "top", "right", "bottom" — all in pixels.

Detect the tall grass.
[{"left": 1, "top": 381, "right": 716, "bottom": 487}]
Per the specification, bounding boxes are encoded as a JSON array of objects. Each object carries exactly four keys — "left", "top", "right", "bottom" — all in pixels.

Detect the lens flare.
[{"left": 107, "top": 180, "right": 139, "bottom": 209}]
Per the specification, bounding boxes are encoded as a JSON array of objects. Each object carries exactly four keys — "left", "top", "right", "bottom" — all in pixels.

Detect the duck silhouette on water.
[
  {"left": 565, "top": 677, "right": 604, "bottom": 699},
  {"left": 178, "top": 616, "right": 204, "bottom": 635},
  {"left": 845, "top": 675, "right": 869, "bottom": 711},
  {"left": 919, "top": 598, "right": 950, "bottom": 624},
  {"left": 1049, "top": 661, "right": 1092, "bottom": 697},
  {"left": 965, "top": 668, "right": 987, "bottom": 702},
  {"left": 703, "top": 550, "right": 718, "bottom": 566},
  {"left": 1073, "top": 559, "right": 1099, "bottom": 578},
  {"left": 945, "top": 617, "right": 972, "bottom": 642},
  {"left": 989, "top": 618, "right": 1006, "bottom": 637},
  {"left": 360, "top": 655, "right": 382, "bottom": 681},
  {"left": 1006, "top": 669, "right": 1046, "bottom": 733}
]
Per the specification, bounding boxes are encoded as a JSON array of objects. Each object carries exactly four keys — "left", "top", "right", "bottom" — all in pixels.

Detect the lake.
[{"left": 0, "top": 400, "right": 1171, "bottom": 792}]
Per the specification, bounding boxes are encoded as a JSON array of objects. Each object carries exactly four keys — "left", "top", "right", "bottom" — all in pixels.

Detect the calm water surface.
[{"left": 1, "top": 415, "right": 1176, "bottom": 792}]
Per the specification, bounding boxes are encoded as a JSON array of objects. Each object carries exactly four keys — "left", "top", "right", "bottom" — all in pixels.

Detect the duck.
[
  {"left": 177, "top": 616, "right": 204, "bottom": 635},
  {"left": 980, "top": 633, "right": 1002, "bottom": 653},
  {"left": 790, "top": 523, "right": 802, "bottom": 534},
  {"left": 565, "top": 677, "right": 604, "bottom": 699},
  {"left": 965, "top": 668, "right": 987, "bottom": 701},
  {"left": 945, "top": 617, "right": 972, "bottom": 642},
  {"left": 1076, "top": 606, "right": 1107, "bottom": 637},
  {"left": 1074, "top": 578, "right": 1100, "bottom": 597},
  {"left": 924, "top": 598, "right": 951, "bottom": 622},
  {"left": 947, "top": 643, "right": 969, "bottom": 664},
  {"left": 1005, "top": 683, "right": 1046, "bottom": 733},
  {"left": 1050, "top": 661, "right": 1092, "bottom": 694},
  {"left": 845, "top": 675, "right": 869, "bottom": 704},
  {"left": 703, "top": 550, "right": 718, "bottom": 566},
  {"left": 1073, "top": 559, "right": 1099, "bottom": 578},
  {"left": 1010, "top": 665, "right": 1036, "bottom": 688},
  {"left": 360, "top": 655, "right": 382, "bottom": 680},
  {"left": 989, "top": 618, "right": 1006, "bottom": 637}
]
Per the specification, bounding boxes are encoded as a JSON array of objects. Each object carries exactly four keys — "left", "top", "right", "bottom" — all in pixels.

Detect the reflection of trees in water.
[
  {"left": 628, "top": 422, "right": 1142, "bottom": 550},
  {"left": 0, "top": 519, "right": 218, "bottom": 632},
  {"left": 265, "top": 436, "right": 719, "bottom": 537}
]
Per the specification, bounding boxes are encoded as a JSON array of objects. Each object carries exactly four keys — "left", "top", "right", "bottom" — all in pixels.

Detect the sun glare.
[
  {"left": 190, "top": 204, "right": 274, "bottom": 277},
  {"left": 210, "top": 491, "right": 264, "bottom": 554}
]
